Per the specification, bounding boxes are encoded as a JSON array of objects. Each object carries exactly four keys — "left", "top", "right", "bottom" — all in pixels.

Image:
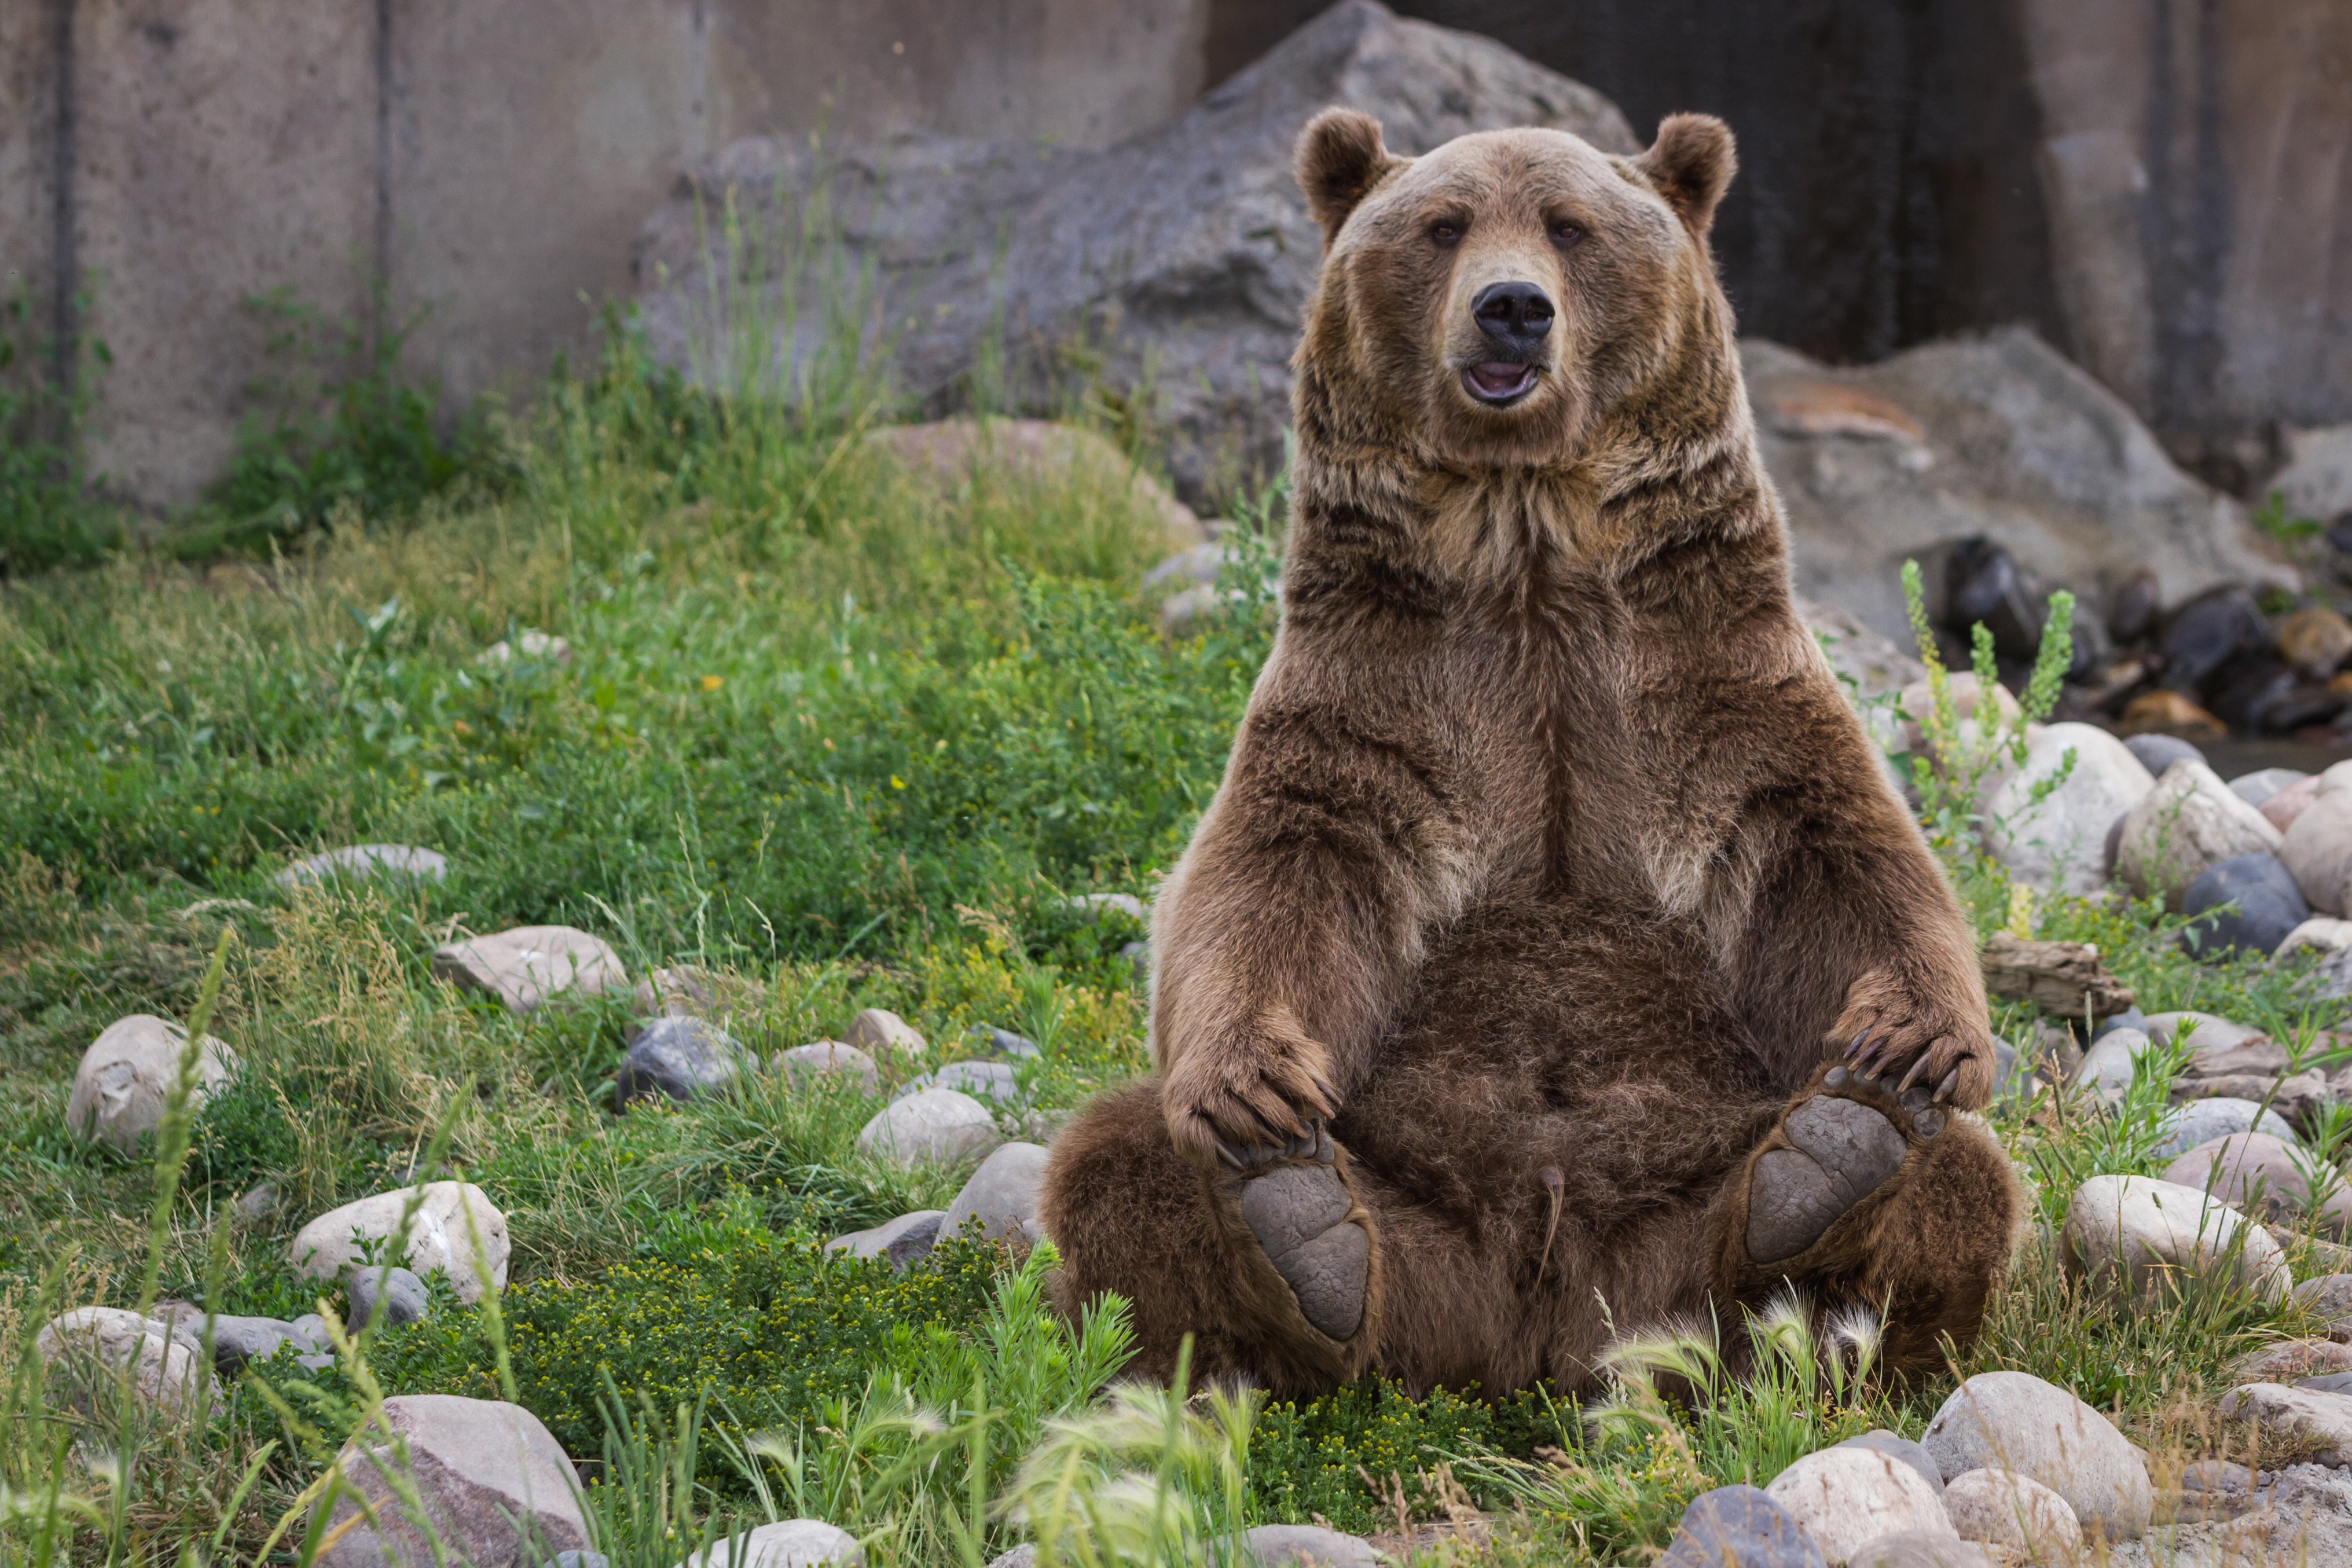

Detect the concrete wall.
[{"left": 3, "top": 0, "right": 1210, "bottom": 509}]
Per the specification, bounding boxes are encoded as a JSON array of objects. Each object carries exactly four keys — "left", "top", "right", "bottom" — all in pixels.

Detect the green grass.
[{"left": 3, "top": 315, "right": 2350, "bottom": 1566}]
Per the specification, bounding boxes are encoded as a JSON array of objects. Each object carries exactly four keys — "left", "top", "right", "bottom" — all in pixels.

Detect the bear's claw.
[
  {"left": 1745, "top": 1072, "right": 1940, "bottom": 1265},
  {"left": 1235, "top": 1148, "right": 1368, "bottom": 1341}
]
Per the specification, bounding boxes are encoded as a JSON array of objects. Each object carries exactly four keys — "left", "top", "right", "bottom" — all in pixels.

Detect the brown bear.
[{"left": 1040, "top": 107, "right": 2020, "bottom": 1398}]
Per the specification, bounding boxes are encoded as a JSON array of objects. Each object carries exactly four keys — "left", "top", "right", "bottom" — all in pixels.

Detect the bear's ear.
[
  {"left": 1296, "top": 108, "right": 1403, "bottom": 247},
  {"left": 1634, "top": 113, "right": 1736, "bottom": 236}
]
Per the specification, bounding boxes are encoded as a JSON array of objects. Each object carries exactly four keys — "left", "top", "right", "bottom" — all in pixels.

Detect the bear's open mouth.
[{"left": 1462, "top": 362, "right": 1538, "bottom": 406}]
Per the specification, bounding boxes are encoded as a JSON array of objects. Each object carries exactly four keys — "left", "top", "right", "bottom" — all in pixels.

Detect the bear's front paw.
[
  {"left": 1830, "top": 971, "right": 1996, "bottom": 1110},
  {"left": 1162, "top": 1017, "right": 1339, "bottom": 1170}
]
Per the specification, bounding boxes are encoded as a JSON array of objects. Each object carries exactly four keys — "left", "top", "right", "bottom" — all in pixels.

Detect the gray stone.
[
  {"left": 2166, "top": 1134, "right": 2352, "bottom": 1230},
  {"left": 431, "top": 926, "right": 628, "bottom": 1015},
  {"left": 2116, "top": 761, "right": 2284, "bottom": 912},
  {"left": 2126, "top": 734, "right": 2208, "bottom": 777},
  {"left": 2232, "top": 769, "right": 2309, "bottom": 810},
  {"left": 551, "top": 1555, "right": 610, "bottom": 1568},
  {"left": 617, "top": 1016, "right": 748, "bottom": 1108},
  {"left": 636, "top": 2, "right": 1636, "bottom": 505},
  {"left": 2219, "top": 1382, "right": 2352, "bottom": 1466},
  {"left": 1749, "top": 329, "right": 2285, "bottom": 656},
  {"left": 2074, "top": 1028, "right": 2153, "bottom": 1097},
  {"left": 1838, "top": 1430, "right": 1944, "bottom": 1496},
  {"left": 275, "top": 844, "right": 448, "bottom": 890},
  {"left": 941, "top": 1143, "right": 1050, "bottom": 1245},
  {"left": 1986, "top": 722, "right": 2154, "bottom": 896},
  {"left": 347, "top": 1265, "right": 430, "bottom": 1332},
  {"left": 1941, "top": 1467, "right": 2081, "bottom": 1559},
  {"left": 2284, "top": 761, "right": 2352, "bottom": 916},
  {"left": 966, "top": 1024, "right": 1041, "bottom": 1060},
  {"left": 1921, "top": 1370, "right": 2153, "bottom": 1538},
  {"left": 2182, "top": 853, "right": 2312, "bottom": 959},
  {"left": 1238, "top": 1525, "right": 1378, "bottom": 1567},
  {"left": 2092, "top": 1005, "right": 2151, "bottom": 1043},
  {"left": 826, "top": 1211, "right": 946, "bottom": 1270},
  {"left": 193, "top": 1314, "right": 304, "bottom": 1370},
  {"left": 895, "top": 1060, "right": 1023, "bottom": 1106},
  {"left": 2300, "top": 1274, "right": 2352, "bottom": 1339},
  {"left": 289, "top": 1313, "right": 331, "bottom": 1352},
  {"left": 842, "top": 1008, "right": 924, "bottom": 1059},
  {"left": 1658, "top": 1485, "right": 1826, "bottom": 1568},
  {"left": 2063, "top": 1174, "right": 2290, "bottom": 1306},
  {"left": 1765, "top": 1446, "right": 1954, "bottom": 1563},
  {"left": 982, "top": 1550, "right": 1034, "bottom": 1568},
  {"left": 773, "top": 1042, "right": 880, "bottom": 1092},
  {"left": 35, "top": 1307, "right": 218, "bottom": 1417},
  {"left": 854, "top": 1089, "right": 1003, "bottom": 1166},
  {"left": 677, "top": 1521, "right": 862, "bottom": 1568},
  {"left": 288, "top": 1182, "right": 509, "bottom": 1303},
  {"left": 236, "top": 1182, "right": 281, "bottom": 1221},
  {"left": 2149, "top": 1097, "right": 2300, "bottom": 1161},
  {"left": 1843, "top": 1534, "right": 1993, "bottom": 1568},
  {"left": 315, "top": 1394, "right": 588, "bottom": 1568},
  {"left": 68, "top": 1014, "right": 234, "bottom": 1154},
  {"left": 1989, "top": 1038, "right": 2023, "bottom": 1104},
  {"left": 2144, "top": 1011, "right": 2266, "bottom": 1053}
]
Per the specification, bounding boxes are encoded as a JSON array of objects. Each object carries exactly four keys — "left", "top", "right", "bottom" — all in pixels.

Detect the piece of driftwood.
[{"left": 1978, "top": 932, "right": 2136, "bottom": 1019}]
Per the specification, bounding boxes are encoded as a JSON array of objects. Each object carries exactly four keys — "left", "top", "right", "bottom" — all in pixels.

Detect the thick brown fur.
[{"left": 1041, "top": 109, "right": 2020, "bottom": 1398}]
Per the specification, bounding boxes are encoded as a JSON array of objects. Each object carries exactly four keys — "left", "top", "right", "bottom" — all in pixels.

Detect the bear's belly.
[{"left": 1329, "top": 895, "right": 1787, "bottom": 1244}]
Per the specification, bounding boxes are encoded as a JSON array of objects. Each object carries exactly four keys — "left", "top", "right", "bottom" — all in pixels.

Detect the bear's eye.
[
  {"left": 1551, "top": 222, "right": 1583, "bottom": 247},
  {"left": 1429, "top": 222, "right": 1462, "bottom": 248}
]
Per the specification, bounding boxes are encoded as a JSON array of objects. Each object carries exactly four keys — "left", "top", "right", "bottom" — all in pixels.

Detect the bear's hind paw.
[
  {"left": 1234, "top": 1142, "right": 1370, "bottom": 1343},
  {"left": 1744, "top": 1070, "right": 1944, "bottom": 1265}
]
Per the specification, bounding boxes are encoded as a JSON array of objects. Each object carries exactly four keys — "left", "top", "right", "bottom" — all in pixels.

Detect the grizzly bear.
[{"left": 1040, "top": 108, "right": 2020, "bottom": 1398}]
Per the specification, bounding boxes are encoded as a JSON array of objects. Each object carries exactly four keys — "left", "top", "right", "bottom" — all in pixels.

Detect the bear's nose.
[{"left": 1472, "top": 281, "right": 1554, "bottom": 354}]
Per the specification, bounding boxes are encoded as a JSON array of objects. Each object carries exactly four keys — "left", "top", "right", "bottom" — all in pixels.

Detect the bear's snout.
[
  {"left": 1463, "top": 281, "right": 1552, "bottom": 406},
  {"left": 1470, "top": 281, "right": 1554, "bottom": 355}
]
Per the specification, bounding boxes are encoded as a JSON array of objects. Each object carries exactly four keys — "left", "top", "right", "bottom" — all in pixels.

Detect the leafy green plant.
[
  {"left": 372, "top": 1220, "right": 1004, "bottom": 1471},
  {"left": 1247, "top": 1379, "right": 1561, "bottom": 1533},
  {"left": 1897, "top": 557, "right": 2075, "bottom": 869},
  {"left": 2253, "top": 489, "right": 2323, "bottom": 545}
]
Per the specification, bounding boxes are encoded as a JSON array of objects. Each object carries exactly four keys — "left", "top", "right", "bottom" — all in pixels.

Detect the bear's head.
[{"left": 1293, "top": 109, "right": 1737, "bottom": 472}]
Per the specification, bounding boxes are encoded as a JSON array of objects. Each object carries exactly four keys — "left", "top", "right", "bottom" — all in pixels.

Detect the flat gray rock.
[
  {"left": 855, "top": 1089, "right": 1002, "bottom": 1166},
  {"left": 895, "top": 1059, "right": 1022, "bottom": 1106},
  {"left": 1238, "top": 1525, "right": 1379, "bottom": 1567},
  {"left": 274, "top": 844, "right": 447, "bottom": 889},
  {"left": 826, "top": 1211, "right": 946, "bottom": 1270},
  {"left": 966, "top": 1023, "right": 1041, "bottom": 1060},
  {"left": 617, "top": 1016, "right": 748, "bottom": 1108},
  {"left": 347, "top": 1265, "right": 430, "bottom": 1332},
  {"left": 2149, "top": 1097, "right": 2299, "bottom": 1161},
  {"left": 773, "top": 1042, "right": 879, "bottom": 1092},
  {"left": 942, "top": 1143, "right": 1050, "bottom": 1245},
  {"left": 1837, "top": 1429, "right": 1944, "bottom": 1495},
  {"left": 430, "top": 926, "right": 628, "bottom": 1015}
]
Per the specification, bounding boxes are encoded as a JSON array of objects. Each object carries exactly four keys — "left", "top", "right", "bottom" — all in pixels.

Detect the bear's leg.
[
  {"left": 1712, "top": 1063, "right": 2020, "bottom": 1373},
  {"left": 1042, "top": 1075, "right": 1382, "bottom": 1394}
]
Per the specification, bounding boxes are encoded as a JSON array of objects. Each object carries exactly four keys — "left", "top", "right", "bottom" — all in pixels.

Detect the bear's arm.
[
  {"left": 1149, "top": 633, "right": 1473, "bottom": 1166},
  {"left": 1656, "top": 623, "right": 1995, "bottom": 1108}
]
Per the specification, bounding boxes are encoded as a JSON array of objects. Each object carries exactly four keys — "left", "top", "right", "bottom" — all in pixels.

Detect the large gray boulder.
[
  {"left": 314, "top": 1395, "right": 589, "bottom": 1568},
  {"left": 633, "top": 1, "right": 1635, "bottom": 502},
  {"left": 1747, "top": 331, "right": 2289, "bottom": 648}
]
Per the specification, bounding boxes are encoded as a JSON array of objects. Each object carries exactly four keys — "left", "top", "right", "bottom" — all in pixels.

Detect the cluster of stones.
[
  {"left": 1654, "top": 1371, "right": 2144, "bottom": 1566},
  {"left": 1976, "top": 719, "right": 2352, "bottom": 994}
]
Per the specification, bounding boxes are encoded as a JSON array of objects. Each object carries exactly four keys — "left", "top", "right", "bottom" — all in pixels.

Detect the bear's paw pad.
[
  {"left": 1746, "top": 1093, "right": 1911, "bottom": 1265},
  {"left": 1238, "top": 1163, "right": 1367, "bottom": 1342}
]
